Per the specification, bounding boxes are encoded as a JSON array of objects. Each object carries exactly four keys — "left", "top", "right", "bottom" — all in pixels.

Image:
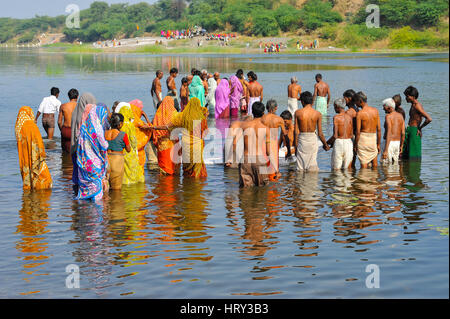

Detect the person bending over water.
[
  {"left": 312, "top": 74, "right": 330, "bottom": 115},
  {"left": 402, "top": 86, "right": 432, "bottom": 161},
  {"left": 294, "top": 91, "right": 330, "bottom": 172},
  {"left": 382, "top": 98, "right": 405, "bottom": 164},
  {"left": 58, "top": 88, "right": 79, "bottom": 153},
  {"left": 327, "top": 98, "right": 354, "bottom": 170},
  {"left": 354, "top": 91, "right": 381, "bottom": 169},
  {"left": 105, "top": 113, "right": 131, "bottom": 190}
]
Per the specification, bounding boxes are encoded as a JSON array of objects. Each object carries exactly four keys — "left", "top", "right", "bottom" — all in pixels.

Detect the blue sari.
[{"left": 76, "top": 105, "right": 109, "bottom": 201}]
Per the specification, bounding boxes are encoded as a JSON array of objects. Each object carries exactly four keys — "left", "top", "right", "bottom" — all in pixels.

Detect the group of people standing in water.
[{"left": 15, "top": 66, "right": 432, "bottom": 200}]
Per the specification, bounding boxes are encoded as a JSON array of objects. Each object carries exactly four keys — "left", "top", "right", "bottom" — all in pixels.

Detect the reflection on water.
[
  {"left": 16, "top": 190, "right": 52, "bottom": 296},
  {"left": 1, "top": 51, "right": 448, "bottom": 298}
]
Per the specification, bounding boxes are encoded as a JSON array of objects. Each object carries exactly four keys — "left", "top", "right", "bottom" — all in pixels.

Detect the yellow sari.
[
  {"left": 15, "top": 106, "right": 53, "bottom": 190},
  {"left": 152, "top": 96, "right": 179, "bottom": 175},
  {"left": 170, "top": 97, "right": 207, "bottom": 178},
  {"left": 130, "top": 102, "right": 151, "bottom": 168},
  {"left": 118, "top": 103, "right": 145, "bottom": 185}
]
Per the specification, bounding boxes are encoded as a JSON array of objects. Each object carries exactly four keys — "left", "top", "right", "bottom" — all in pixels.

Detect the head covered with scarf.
[
  {"left": 76, "top": 104, "right": 109, "bottom": 201},
  {"left": 71, "top": 92, "right": 96, "bottom": 154},
  {"left": 189, "top": 75, "right": 206, "bottom": 107}
]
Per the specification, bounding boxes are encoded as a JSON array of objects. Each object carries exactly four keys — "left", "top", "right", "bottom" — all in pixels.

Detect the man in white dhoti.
[
  {"left": 287, "top": 76, "right": 301, "bottom": 116},
  {"left": 294, "top": 91, "right": 330, "bottom": 171},
  {"left": 382, "top": 97, "right": 405, "bottom": 164}
]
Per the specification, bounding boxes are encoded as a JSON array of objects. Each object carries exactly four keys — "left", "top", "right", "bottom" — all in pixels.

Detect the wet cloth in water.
[
  {"left": 288, "top": 97, "right": 298, "bottom": 116},
  {"left": 357, "top": 132, "right": 378, "bottom": 165},
  {"left": 239, "top": 161, "right": 269, "bottom": 188},
  {"left": 383, "top": 140, "right": 401, "bottom": 164},
  {"left": 296, "top": 132, "right": 319, "bottom": 171},
  {"left": 315, "top": 96, "right": 328, "bottom": 115},
  {"left": 61, "top": 126, "right": 71, "bottom": 153},
  {"left": 108, "top": 153, "right": 124, "bottom": 190},
  {"left": 15, "top": 106, "right": 53, "bottom": 190},
  {"left": 248, "top": 97, "right": 260, "bottom": 116},
  {"left": 332, "top": 138, "right": 353, "bottom": 169},
  {"left": 402, "top": 126, "right": 421, "bottom": 160}
]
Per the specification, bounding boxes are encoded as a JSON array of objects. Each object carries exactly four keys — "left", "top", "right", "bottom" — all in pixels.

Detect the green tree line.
[{"left": 0, "top": 0, "right": 448, "bottom": 43}]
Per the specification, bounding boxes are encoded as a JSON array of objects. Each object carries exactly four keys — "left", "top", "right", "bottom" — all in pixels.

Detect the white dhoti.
[
  {"left": 332, "top": 138, "right": 353, "bottom": 170},
  {"left": 288, "top": 97, "right": 298, "bottom": 116},
  {"left": 151, "top": 91, "right": 162, "bottom": 110},
  {"left": 357, "top": 132, "right": 378, "bottom": 165},
  {"left": 248, "top": 97, "right": 260, "bottom": 116},
  {"left": 296, "top": 132, "right": 319, "bottom": 171},
  {"left": 383, "top": 140, "right": 400, "bottom": 164}
]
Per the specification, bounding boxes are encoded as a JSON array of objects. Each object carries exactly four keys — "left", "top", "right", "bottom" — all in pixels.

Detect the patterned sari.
[
  {"left": 170, "top": 97, "right": 207, "bottom": 178},
  {"left": 117, "top": 103, "right": 145, "bottom": 185},
  {"left": 189, "top": 75, "right": 206, "bottom": 107},
  {"left": 152, "top": 96, "right": 179, "bottom": 175},
  {"left": 76, "top": 105, "right": 108, "bottom": 201},
  {"left": 15, "top": 106, "right": 53, "bottom": 190},
  {"left": 129, "top": 99, "right": 151, "bottom": 168}
]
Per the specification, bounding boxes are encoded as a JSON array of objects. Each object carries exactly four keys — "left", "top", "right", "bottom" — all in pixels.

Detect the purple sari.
[
  {"left": 214, "top": 79, "right": 230, "bottom": 119},
  {"left": 230, "top": 75, "right": 243, "bottom": 111}
]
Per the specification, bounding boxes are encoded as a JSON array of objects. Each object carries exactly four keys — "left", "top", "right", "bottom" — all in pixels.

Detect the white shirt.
[{"left": 38, "top": 95, "right": 61, "bottom": 114}]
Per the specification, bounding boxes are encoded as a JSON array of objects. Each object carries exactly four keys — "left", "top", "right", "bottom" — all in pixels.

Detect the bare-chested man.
[
  {"left": 343, "top": 89, "right": 358, "bottom": 168},
  {"left": 214, "top": 72, "right": 221, "bottom": 85},
  {"left": 279, "top": 110, "right": 295, "bottom": 161},
  {"left": 261, "top": 99, "right": 290, "bottom": 180},
  {"left": 166, "top": 67, "right": 180, "bottom": 111},
  {"left": 402, "top": 86, "right": 432, "bottom": 160},
  {"left": 201, "top": 69, "right": 209, "bottom": 96},
  {"left": 235, "top": 102, "right": 271, "bottom": 188},
  {"left": 58, "top": 88, "right": 79, "bottom": 153},
  {"left": 151, "top": 70, "right": 163, "bottom": 109},
  {"left": 294, "top": 91, "right": 330, "bottom": 171},
  {"left": 382, "top": 98, "right": 405, "bottom": 164},
  {"left": 354, "top": 91, "right": 381, "bottom": 169},
  {"left": 327, "top": 98, "right": 353, "bottom": 170},
  {"left": 247, "top": 71, "right": 263, "bottom": 116},
  {"left": 288, "top": 76, "right": 301, "bottom": 116},
  {"left": 312, "top": 74, "right": 330, "bottom": 115}
]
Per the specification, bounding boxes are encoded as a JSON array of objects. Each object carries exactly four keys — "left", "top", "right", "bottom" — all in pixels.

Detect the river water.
[{"left": 0, "top": 49, "right": 448, "bottom": 298}]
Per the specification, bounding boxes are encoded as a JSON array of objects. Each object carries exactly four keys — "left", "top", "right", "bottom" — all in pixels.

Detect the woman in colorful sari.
[
  {"left": 71, "top": 93, "right": 96, "bottom": 185},
  {"left": 152, "top": 97, "right": 207, "bottom": 178},
  {"left": 129, "top": 99, "right": 152, "bottom": 169},
  {"left": 15, "top": 106, "right": 53, "bottom": 190},
  {"left": 76, "top": 104, "right": 109, "bottom": 201},
  {"left": 214, "top": 78, "right": 231, "bottom": 119},
  {"left": 115, "top": 102, "right": 145, "bottom": 185},
  {"left": 206, "top": 77, "right": 217, "bottom": 117},
  {"left": 189, "top": 75, "right": 206, "bottom": 107},
  {"left": 152, "top": 96, "right": 179, "bottom": 175},
  {"left": 229, "top": 75, "right": 243, "bottom": 118}
]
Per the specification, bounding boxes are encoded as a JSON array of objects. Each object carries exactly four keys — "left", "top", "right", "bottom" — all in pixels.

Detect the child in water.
[
  {"left": 180, "top": 77, "right": 189, "bottom": 111},
  {"left": 105, "top": 113, "right": 131, "bottom": 190}
]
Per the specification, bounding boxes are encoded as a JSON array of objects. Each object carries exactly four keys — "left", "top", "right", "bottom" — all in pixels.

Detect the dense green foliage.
[
  {"left": 355, "top": 0, "right": 449, "bottom": 28},
  {"left": 0, "top": 0, "right": 448, "bottom": 49}
]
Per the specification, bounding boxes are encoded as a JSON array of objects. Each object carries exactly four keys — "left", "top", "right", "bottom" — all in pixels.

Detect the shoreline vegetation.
[{"left": 0, "top": 0, "right": 448, "bottom": 54}]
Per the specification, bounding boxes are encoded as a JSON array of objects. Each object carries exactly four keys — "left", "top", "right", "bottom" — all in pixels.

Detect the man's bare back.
[
  {"left": 385, "top": 111, "right": 404, "bottom": 142},
  {"left": 58, "top": 101, "right": 76, "bottom": 129},
  {"left": 357, "top": 106, "right": 380, "bottom": 133},
  {"left": 248, "top": 81, "right": 263, "bottom": 99},
  {"left": 334, "top": 112, "right": 353, "bottom": 140},
  {"left": 294, "top": 107, "right": 322, "bottom": 133},
  {"left": 288, "top": 83, "right": 301, "bottom": 99},
  {"left": 239, "top": 118, "right": 270, "bottom": 162}
]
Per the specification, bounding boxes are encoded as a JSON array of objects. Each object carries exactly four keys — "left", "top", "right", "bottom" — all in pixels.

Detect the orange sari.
[
  {"left": 15, "top": 106, "right": 52, "bottom": 190},
  {"left": 152, "top": 96, "right": 179, "bottom": 175},
  {"left": 170, "top": 97, "right": 207, "bottom": 178},
  {"left": 130, "top": 102, "right": 151, "bottom": 168}
]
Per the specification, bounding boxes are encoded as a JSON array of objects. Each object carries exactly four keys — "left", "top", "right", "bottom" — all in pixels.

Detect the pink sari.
[
  {"left": 230, "top": 75, "right": 243, "bottom": 111},
  {"left": 214, "top": 79, "right": 230, "bottom": 119}
]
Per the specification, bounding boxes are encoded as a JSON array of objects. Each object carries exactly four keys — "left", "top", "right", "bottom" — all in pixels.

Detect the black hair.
[
  {"left": 110, "top": 113, "right": 124, "bottom": 129},
  {"left": 51, "top": 87, "right": 60, "bottom": 96},
  {"left": 68, "top": 88, "right": 79, "bottom": 100},
  {"left": 194, "top": 70, "right": 202, "bottom": 77},
  {"left": 247, "top": 71, "right": 257, "bottom": 81},
  {"left": 191, "top": 68, "right": 197, "bottom": 75},
  {"left": 280, "top": 110, "right": 292, "bottom": 120},
  {"left": 236, "top": 69, "right": 244, "bottom": 78},
  {"left": 300, "top": 91, "right": 313, "bottom": 105},
  {"left": 252, "top": 101, "right": 265, "bottom": 118},
  {"left": 181, "top": 77, "right": 188, "bottom": 84},
  {"left": 315, "top": 74, "right": 322, "bottom": 80},
  {"left": 404, "top": 86, "right": 419, "bottom": 99},
  {"left": 355, "top": 91, "right": 367, "bottom": 103},
  {"left": 392, "top": 94, "right": 402, "bottom": 107},
  {"left": 343, "top": 89, "right": 356, "bottom": 99},
  {"left": 156, "top": 70, "right": 163, "bottom": 76},
  {"left": 170, "top": 67, "right": 178, "bottom": 74},
  {"left": 266, "top": 99, "right": 277, "bottom": 112}
]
